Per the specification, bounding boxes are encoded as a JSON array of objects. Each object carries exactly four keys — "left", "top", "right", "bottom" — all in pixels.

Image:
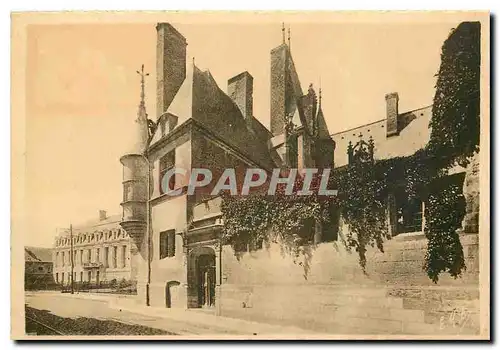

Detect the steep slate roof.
[
  {"left": 25, "top": 246, "right": 53, "bottom": 262},
  {"left": 316, "top": 105, "right": 331, "bottom": 140},
  {"left": 331, "top": 105, "right": 433, "bottom": 167},
  {"left": 150, "top": 62, "right": 277, "bottom": 170}
]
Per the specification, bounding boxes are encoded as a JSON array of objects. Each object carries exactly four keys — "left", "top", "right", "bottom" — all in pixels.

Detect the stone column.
[
  {"left": 462, "top": 152, "right": 480, "bottom": 233},
  {"left": 215, "top": 245, "right": 222, "bottom": 316}
]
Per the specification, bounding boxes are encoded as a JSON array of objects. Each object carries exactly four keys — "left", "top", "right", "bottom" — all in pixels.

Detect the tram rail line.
[{"left": 25, "top": 315, "right": 66, "bottom": 336}]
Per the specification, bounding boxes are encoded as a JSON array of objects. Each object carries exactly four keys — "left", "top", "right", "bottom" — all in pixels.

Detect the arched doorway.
[
  {"left": 188, "top": 247, "right": 216, "bottom": 308},
  {"left": 165, "top": 280, "right": 180, "bottom": 308},
  {"left": 197, "top": 253, "right": 216, "bottom": 308}
]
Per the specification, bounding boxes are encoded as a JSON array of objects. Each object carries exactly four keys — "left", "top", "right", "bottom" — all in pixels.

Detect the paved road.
[
  {"left": 25, "top": 293, "right": 183, "bottom": 335},
  {"left": 24, "top": 293, "right": 241, "bottom": 336}
]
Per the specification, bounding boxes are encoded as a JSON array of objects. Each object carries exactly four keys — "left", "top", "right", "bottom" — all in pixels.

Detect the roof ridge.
[{"left": 330, "top": 104, "right": 433, "bottom": 136}]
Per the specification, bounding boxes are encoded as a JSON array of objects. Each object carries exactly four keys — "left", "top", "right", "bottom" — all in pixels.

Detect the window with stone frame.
[
  {"left": 159, "top": 150, "right": 176, "bottom": 195},
  {"left": 104, "top": 247, "right": 109, "bottom": 267},
  {"left": 122, "top": 245, "right": 127, "bottom": 267},
  {"left": 233, "top": 238, "right": 263, "bottom": 253},
  {"left": 160, "top": 230, "right": 176, "bottom": 259},
  {"left": 393, "top": 189, "right": 424, "bottom": 235},
  {"left": 113, "top": 246, "right": 118, "bottom": 268}
]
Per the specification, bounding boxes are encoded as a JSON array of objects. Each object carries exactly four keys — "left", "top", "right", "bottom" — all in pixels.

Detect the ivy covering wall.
[{"left": 220, "top": 22, "right": 480, "bottom": 283}]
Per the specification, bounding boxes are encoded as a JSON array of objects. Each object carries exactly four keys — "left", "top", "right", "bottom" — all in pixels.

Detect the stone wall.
[
  {"left": 218, "top": 230, "right": 479, "bottom": 333},
  {"left": 220, "top": 232, "right": 478, "bottom": 288},
  {"left": 148, "top": 195, "right": 188, "bottom": 308}
]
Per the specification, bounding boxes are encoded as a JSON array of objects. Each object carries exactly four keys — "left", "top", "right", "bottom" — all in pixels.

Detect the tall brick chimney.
[
  {"left": 270, "top": 45, "right": 288, "bottom": 136},
  {"left": 156, "top": 23, "right": 188, "bottom": 119},
  {"left": 228, "top": 71, "right": 253, "bottom": 121},
  {"left": 385, "top": 92, "right": 399, "bottom": 137}
]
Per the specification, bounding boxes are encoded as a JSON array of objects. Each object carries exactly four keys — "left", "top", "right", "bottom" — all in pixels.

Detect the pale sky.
[{"left": 25, "top": 20, "right": 461, "bottom": 247}]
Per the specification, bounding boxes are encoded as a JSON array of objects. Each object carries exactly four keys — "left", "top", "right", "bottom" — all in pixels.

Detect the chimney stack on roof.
[
  {"left": 99, "top": 210, "right": 107, "bottom": 221},
  {"left": 228, "top": 71, "right": 254, "bottom": 122},
  {"left": 156, "top": 23, "right": 188, "bottom": 119},
  {"left": 385, "top": 92, "right": 399, "bottom": 137}
]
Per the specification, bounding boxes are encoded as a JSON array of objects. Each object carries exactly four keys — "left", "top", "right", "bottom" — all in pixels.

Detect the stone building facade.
[
  {"left": 25, "top": 247, "right": 55, "bottom": 290},
  {"left": 119, "top": 22, "right": 481, "bottom": 334},
  {"left": 52, "top": 210, "right": 137, "bottom": 285}
]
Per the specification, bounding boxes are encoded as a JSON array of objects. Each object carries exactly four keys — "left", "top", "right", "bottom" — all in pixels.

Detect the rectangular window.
[
  {"left": 87, "top": 249, "right": 91, "bottom": 263},
  {"left": 88, "top": 271, "right": 92, "bottom": 282},
  {"left": 394, "top": 190, "right": 423, "bottom": 235},
  {"left": 61, "top": 272, "right": 64, "bottom": 284},
  {"left": 123, "top": 182, "right": 131, "bottom": 202},
  {"left": 104, "top": 247, "right": 109, "bottom": 267},
  {"left": 113, "top": 246, "right": 117, "bottom": 268},
  {"left": 159, "top": 151, "right": 176, "bottom": 195},
  {"left": 80, "top": 250, "right": 83, "bottom": 264},
  {"left": 80, "top": 271, "right": 83, "bottom": 282},
  {"left": 122, "top": 245, "right": 127, "bottom": 267},
  {"left": 160, "top": 230, "right": 176, "bottom": 259},
  {"left": 55, "top": 273, "right": 59, "bottom": 283},
  {"left": 62, "top": 252, "right": 65, "bottom": 267},
  {"left": 234, "top": 239, "right": 263, "bottom": 253},
  {"left": 55, "top": 252, "right": 59, "bottom": 267},
  {"left": 96, "top": 248, "right": 100, "bottom": 263}
]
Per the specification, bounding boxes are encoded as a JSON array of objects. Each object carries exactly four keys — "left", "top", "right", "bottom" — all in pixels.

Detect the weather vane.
[{"left": 136, "top": 64, "right": 149, "bottom": 107}]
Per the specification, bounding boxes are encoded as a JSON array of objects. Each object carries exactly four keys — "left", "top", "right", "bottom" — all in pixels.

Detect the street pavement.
[
  {"left": 25, "top": 292, "right": 311, "bottom": 336},
  {"left": 25, "top": 293, "right": 182, "bottom": 335}
]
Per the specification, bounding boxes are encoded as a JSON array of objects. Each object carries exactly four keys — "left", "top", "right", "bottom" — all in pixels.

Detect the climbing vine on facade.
[{"left": 220, "top": 21, "right": 479, "bottom": 282}]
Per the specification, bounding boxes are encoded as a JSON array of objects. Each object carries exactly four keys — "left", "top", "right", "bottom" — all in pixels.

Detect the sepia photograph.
[{"left": 10, "top": 11, "right": 490, "bottom": 340}]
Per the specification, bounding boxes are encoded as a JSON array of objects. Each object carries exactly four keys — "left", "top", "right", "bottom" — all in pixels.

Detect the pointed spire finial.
[
  {"left": 282, "top": 23, "right": 285, "bottom": 44},
  {"left": 319, "top": 77, "right": 322, "bottom": 105},
  {"left": 287, "top": 26, "right": 291, "bottom": 48},
  {"left": 136, "top": 64, "right": 149, "bottom": 109}
]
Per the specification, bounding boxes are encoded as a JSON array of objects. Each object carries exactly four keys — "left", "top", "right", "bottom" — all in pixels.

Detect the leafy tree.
[{"left": 429, "top": 21, "right": 481, "bottom": 169}]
